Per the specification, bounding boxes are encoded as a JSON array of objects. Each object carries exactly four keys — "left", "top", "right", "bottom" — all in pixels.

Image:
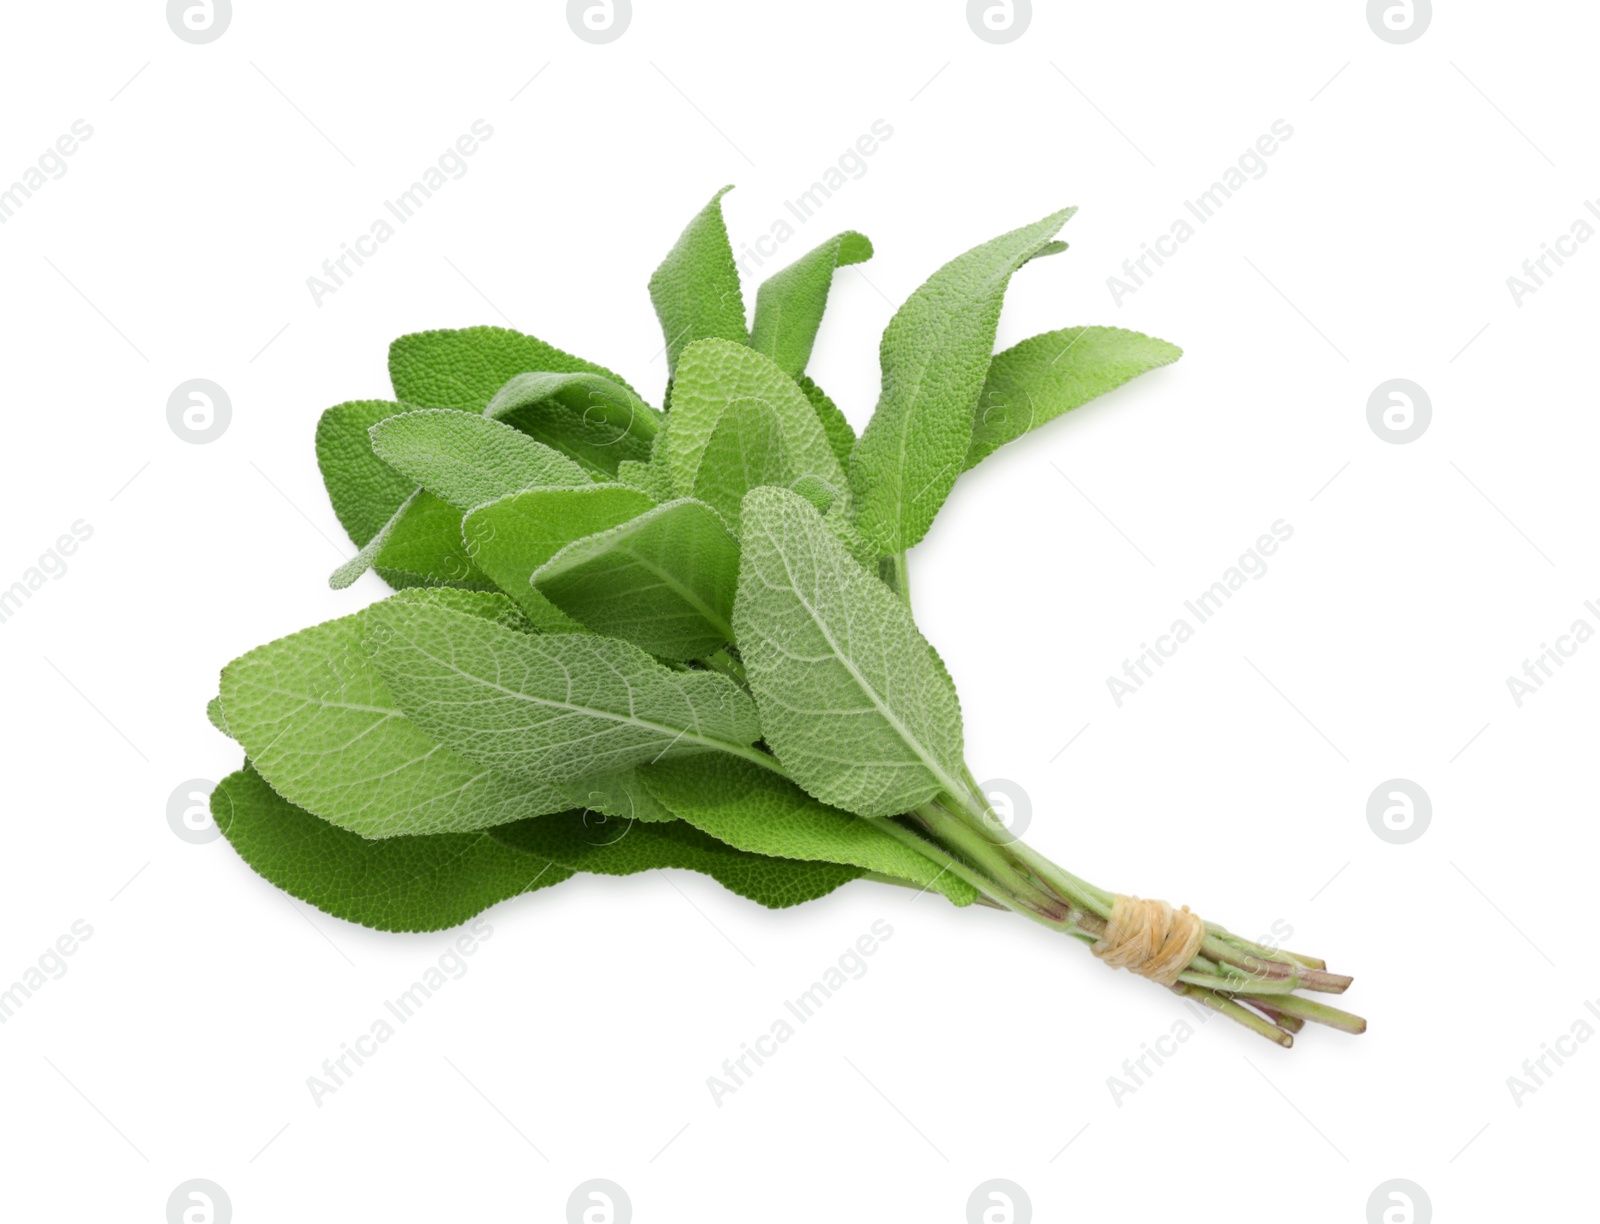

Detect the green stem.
[
  {"left": 878, "top": 552, "right": 912, "bottom": 605},
  {"left": 699, "top": 648, "right": 748, "bottom": 686}
]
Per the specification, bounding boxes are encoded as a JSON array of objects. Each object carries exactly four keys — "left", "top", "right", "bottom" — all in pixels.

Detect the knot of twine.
[{"left": 1091, "top": 894, "right": 1206, "bottom": 988}]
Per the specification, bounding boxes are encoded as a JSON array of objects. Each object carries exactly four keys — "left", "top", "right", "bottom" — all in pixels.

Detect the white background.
[{"left": 1, "top": 2, "right": 1593, "bottom": 1220}]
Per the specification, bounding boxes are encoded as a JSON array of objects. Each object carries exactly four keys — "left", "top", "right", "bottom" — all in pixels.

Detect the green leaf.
[
  {"left": 316, "top": 400, "right": 417, "bottom": 548},
  {"left": 363, "top": 597, "right": 767, "bottom": 785},
  {"left": 556, "top": 769, "right": 677, "bottom": 824},
  {"left": 616, "top": 459, "right": 676, "bottom": 500},
  {"left": 690, "top": 395, "right": 792, "bottom": 532},
  {"left": 486, "top": 372, "right": 661, "bottom": 478},
  {"left": 206, "top": 695, "right": 230, "bottom": 737},
  {"left": 850, "top": 207, "right": 1075, "bottom": 553},
  {"left": 389, "top": 326, "right": 636, "bottom": 413},
  {"left": 370, "top": 409, "right": 592, "bottom": 509},
  {"left": 647, "top": 185, "right": 749, "bottom": 378},
  {"left": 734, "top": 486, "right": 967, "bottom": 817},
  {"left": 750, "top": 231, "right": 873, "bottom": 378},
  {"left": 213, "top": 765, "right": 572, "bottom": 932},
  {"left": 219, "top": 590, "right": 569, "bottom": 837},
  {"left": 492, "top": 812, "right": 860, "bottom": 909},
  {"left": 967, "top": 326, "right": 1182, "bottom": 470},
  {"left": 532, "top": 498, "right": 739, "bottom": 661},
  {"left": 659, "top": 338, "right": 846, "bottom": 505},
  {"left": 798, "top": 376, "right": 856, "bottom": 469},
  {"left": 462, "top": 484, "right": 657, "bottom": 629},
  {"left": 330, "top": 489, "right": 496, "bottom": 592},
  {"left": 643, "top": 755, "right": 977, "bottom": 906}
]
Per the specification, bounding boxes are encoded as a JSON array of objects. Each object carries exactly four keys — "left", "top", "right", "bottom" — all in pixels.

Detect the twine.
[{"left": 1091, "top": 894, "right": 1206, "bottom": 988}]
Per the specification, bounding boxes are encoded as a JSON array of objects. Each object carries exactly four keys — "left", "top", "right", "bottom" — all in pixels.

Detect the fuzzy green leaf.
[
  {"left": 389, "top": 326, "right": 636, "bottom": 413},
  {"left": 363, "top": 598, "right": 766, "bottom": 785},
  {"left": 798, "top": 376, "right": 856, "bottom": 469},
  {"left": 690, "top": 395, "right": 795, "bottom": 533},
  {"left": 486, "top": 372, "right": 660, "bottom": 478},
  {"left": 316, "top": 400, "right": 418, "bottom": 548},
  {"left": 643, "top": 755, "right": 977, "bottom": 905},
  {"left": 532, "top": 498, "right": 738, "bottom": 661},
  {"left": 648, "top": 186, "right": 748, "bottom": 377},
  {"left": 219, "top": 590, "right": 569, "bottom": 837},
  {"left": 492, "top": 812, "right": 860, "bottom": 909},
  {"left": 462, "top": 484, "right": 657, "bottom": 629},
  {"left": 734, "top": 486, "right": 966, "bottom": 817},
  {"left": 329, "top": 489, "right": 497, "bottom": 592},
  {"left": 967, "top": 326, "right": 1182, "bottom": 469},
  {"left": 213, "top": 765, "right": 572, "bottom": 932},
  {"left": 370, "top": 409, "right": 592, "bottom": 512},
  {"left": 556, "top": 769, "right": 677, "bottom": 824},
  {"left": 616, "top": 459, "right": 676, "bottom": 500},
  {"left": 660, "top": 338, "right": 846, "bottom": 505},
  {"left": 750, "top": 231, "right": 873, "bottom": 378},
  {"left": 850, "top": 208, "right": 1075, "bottom": 553}
]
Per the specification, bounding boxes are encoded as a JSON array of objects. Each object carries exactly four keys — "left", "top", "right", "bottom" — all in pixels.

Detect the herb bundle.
[{"left": 209, "top": 188, "right": 1363, "bottom": 1046}]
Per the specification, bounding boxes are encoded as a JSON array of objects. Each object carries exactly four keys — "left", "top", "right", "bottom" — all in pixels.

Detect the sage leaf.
[
  {"left": 850, "top": 208, "right": 1075, "bottom": 553},
  {"left": 363, "top": 597, "right": 766, "bottom": 785},
  {"left": 616, "top": 459, "right": 676, "bottom": 500},
  {"left": 213, "top": 764, "right": 572, "bottom": 932},
  {"left": 330, "top": 489, "right": 496, "bottom": 592},
  {"left": 370, "top": 409, "right": 591, "bottom": 509},
  {"left": 967, "top": 326, "right": 1182, "bottom": 470},
  {"left": 647, "top": 185, "right": 748, "bottom": 377},
  {"left": 532, "top": 498, "right": 739, "bottom": 661},
  {"left": 643, "top": 755, "right": 978, "bottom": 905},
  {"left": 316, "top": 400, "right": 417, "bottom": 547},
  {"left": 734, "top": 485, "right": 966, "bottom": 817},
  {"left": 750, "top": 231, "right": 873, "bottom": 378},
  {"left": 219, "top": 590, "right": 570, "bottom": 837},
  {"left": 798, "top": 375, "right": 856, "bottom": 469},
  {"left": 486, "top": 371, "right": 660, "bottom": 477},
  {"left": 389, "top": 325, "right": 636, "bottom": 413},
  {"left": 690, "top": 395, "right": 792, "bottom": 532},
  {"left": 492, "top": 812, "right": 860, "bottom": 909},
  {"left": 462, "top": 484, "right": 657, "bottom": 629},
  {"left": 557, "top": 768, "right": 677, "bottom": 824},
  {"left": 660, "top": 338, "right": 846, "bottom": 503}
]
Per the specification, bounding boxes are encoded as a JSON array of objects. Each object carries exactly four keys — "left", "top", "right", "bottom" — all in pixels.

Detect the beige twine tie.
[{"left": 1091, "top": 894, "right": 1206, "bottom": 988}]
